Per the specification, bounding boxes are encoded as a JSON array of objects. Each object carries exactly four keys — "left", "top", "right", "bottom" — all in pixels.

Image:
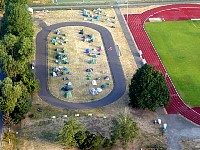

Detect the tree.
[
  {"left": 0, "top": 77, "right": 22, "bottom": 115},
  {"left": 10, "top": 81, "right": 31, "bottom": 123},
  {"left": 2, "top": 34, "right": 34, "bottom": 62},
  {"left": 2, "top": 55, "right": 25, "bottom": 78},
  {"left": 129, "top": 64, "right": 170, "bottom": 111},
  {"left": 1, "top": 1, "right": 33, "bottom": 38},
  {"left": 56, "top": 118, "right": 85, "bottom": 148},
  {"left": 20, "top": 71, "right": 39, "bottom": 93},
  {"left": 79, "top": 131, "right": 103, "bottom": 150},
  {"left": 74, "top": 131, "right": 87, "bottom": 147},
  {"left": 111, "top": 109, "right": 138, "bottom": 148}
]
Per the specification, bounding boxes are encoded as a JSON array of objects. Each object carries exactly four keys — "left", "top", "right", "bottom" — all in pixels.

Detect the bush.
[{"left": 102, "top": 138, "right": 112, "bottom": 149}]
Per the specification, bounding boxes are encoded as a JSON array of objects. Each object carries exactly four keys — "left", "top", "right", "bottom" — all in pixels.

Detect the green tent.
[
  {"left": 56, "top": 53, "right": 62, "bottom": 60},
  {"left": 65, "top": 91, "right": 72, "bottom": 98}
]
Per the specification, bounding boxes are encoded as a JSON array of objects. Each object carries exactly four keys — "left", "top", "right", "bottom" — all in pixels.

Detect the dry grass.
[
  {"left": 180, "top": 139, "right": 200, "bottom": 150},
  {"left": 3, "top": 7, "right": 168, "bottom": 150},
  {"left": 48, "top": 26, "right": 113, "bottom": 102},
  {"left": 33, "top": 8, "right": 137, "bottom": 102}
]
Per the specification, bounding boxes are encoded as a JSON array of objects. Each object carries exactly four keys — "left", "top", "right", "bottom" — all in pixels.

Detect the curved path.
[
  {"left": 124, "top": 4, "right": 200, "bottom": 125},
  {"left": 35, "top": 21, "right": 126, "bottom": 110}
]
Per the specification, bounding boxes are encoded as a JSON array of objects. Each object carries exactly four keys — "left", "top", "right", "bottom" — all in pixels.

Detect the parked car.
[{"left": 31, "top": 63, "right": 35, "bottom": 70}]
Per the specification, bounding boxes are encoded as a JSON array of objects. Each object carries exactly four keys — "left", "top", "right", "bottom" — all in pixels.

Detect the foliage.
[
  {"left": 111, "top": 110, "right": 139, "bottom": 148},
  {"left": 146, "top": 144, "right": 167, "bottom": 150},
  {"left": 129, "top": 64, "right": 170, "bottom": 111},
  {"left": 0, "top": 0, "right": 5, "bottom": 10},
  {"left": 56, "top": 118, "right": 85, "bottom": 148},
  {"left": 0, "top": 77, "right": 22, "bottom": 115},
  {"left": 10, "top": 81, "right": 32, "bottom": 123},
  {"left": 102, "top": 138, "right": 112, "bottom": 149},
  {"left": 2, "top": 33, "right": 34, "bottom": 62},
  {"left": 74, "top": 130, "right": 87, "bottom": 147},
  {"left": 1, "top": 1, "right": 33, "bottom": 38},
  {"left": 3, "top": 114, "right": 13, "bottom": 127},
  {"left": 79, "top": 131, "right": 103, "bottom": 150},
  {"left": 4, "top": 132, "right": 15, "bottom": 143},
  {"left": 0, "top": 0, "right": 37, "bottom": 125},
  {"left": 20, "top": 72, "right": 39, "bottom": 93},
  {"left": 2, "top": 56, "right": 25, "bottom": 78}
]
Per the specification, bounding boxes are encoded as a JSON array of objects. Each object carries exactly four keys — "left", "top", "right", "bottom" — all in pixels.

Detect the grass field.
[{"left": 145, "top": 20, "right": 200, "bottom": 107}]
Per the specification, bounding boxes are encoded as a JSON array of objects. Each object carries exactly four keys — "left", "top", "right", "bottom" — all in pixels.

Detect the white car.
[{"left": 31, "top": 63, "right": 35, "bottom": 70}]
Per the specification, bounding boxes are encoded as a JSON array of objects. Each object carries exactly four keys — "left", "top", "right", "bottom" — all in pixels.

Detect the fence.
[{"left": 52, "top": 0, "right": 197, "bottom": 4}]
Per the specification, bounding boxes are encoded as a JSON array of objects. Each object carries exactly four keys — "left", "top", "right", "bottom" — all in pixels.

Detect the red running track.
[{"left": 124, "top": 4, "right": 200, "bottom": 125}]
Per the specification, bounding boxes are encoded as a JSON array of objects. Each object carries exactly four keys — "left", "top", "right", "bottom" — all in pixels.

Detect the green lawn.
[{"left": 144, "top": 20, "right": 200, "bottom": 107}]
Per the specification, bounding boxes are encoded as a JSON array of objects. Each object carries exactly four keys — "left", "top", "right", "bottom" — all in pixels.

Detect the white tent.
[
  {"left": 52, "top": 72, "right": 57, "bottom": 77},
  {"left": 92, "top": 80, "right": 97, "bottom": 86}
]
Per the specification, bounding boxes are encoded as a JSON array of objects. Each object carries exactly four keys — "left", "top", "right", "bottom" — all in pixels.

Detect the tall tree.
[
  {"left": 111, "top": 109, "right": 138, "bottom": 148},
  {"left": 10, "top": 81, "right": 31, "bottom": 123},
  {"left": 1, "top": 1, "right": 33, "bottom": 38},
  {"left": 2, "top": 55, "right": 25, "bottom": 78},
  {"left": 129, "top": 64, "right": 170, "bottom": 111},
  {"left": 56, "top": 118, "right": 85, "bottom": 148},
  {"left": 2, "top": 34, "right": 34, "bottom": 61},
  {"left": 0, "top": 77, "right": 22, "bottom": 115},
  {"left": 79, "top": 131, "right": 103, "bottom": 150}
]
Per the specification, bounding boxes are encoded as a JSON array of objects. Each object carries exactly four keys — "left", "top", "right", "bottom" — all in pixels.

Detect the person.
[{"left": 108, "top": 47, "right": 112, "bottom": 51}]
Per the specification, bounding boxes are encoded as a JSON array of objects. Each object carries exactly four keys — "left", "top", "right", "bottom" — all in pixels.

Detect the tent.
[
  {"left": 95, "top": 16, "right": 100, "bottom": 20},
  {"left": 96, "top": 88, "right": 102, "bottom": 93},
  {"left": 101, "top": 84, "right": 106, "bottom": 89},
  {"left": 92, "top": 80, "right": 97, "bottom": 86},
  {"left": 85, "top": 48, "right": 90, "bottom": 54},
  {"left": 63, "top": 85, "right": 72, "bottom": 91},
  {"left": 89, "top": 34, "right": 95, "bottom": 42},
  {"left": 56, "top": 29, "right": 60, "bottom": 35},
  {"left": 52, "top": 72, "right": 57, "bottom": 77},
  {"left": 65, "top": 91, "right": 72, "bottom": 98},
  {"left": 67, "top": 82, "right": 72, "bottom": 86},
  {"left": 51, "top": 39, "right": 56, "bottom": 43},
  {"left": 104, "top": 76, "right": 110, "bottom": 80},
  {"left": 90, "top": 88, "right": 98, "bottom": 95},
  {"left": 79, "top": 29, "right": 84, "bottom": 35},
  {"left": 86, "top": 74, "right": 92, "bottom": 80},
  {"left": 88, "top": 59, "right": 96, "bottom": 64},
  {"left": 56, "top": 53, "right": 62, "bottom": 60},
  {"left": 86, "top": 68, "right": 93, "bottom": 73}
]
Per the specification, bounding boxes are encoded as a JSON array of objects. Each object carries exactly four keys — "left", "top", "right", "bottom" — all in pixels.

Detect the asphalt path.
[{"left": 35, "top": 20, "right": 126, "bottom": 110}]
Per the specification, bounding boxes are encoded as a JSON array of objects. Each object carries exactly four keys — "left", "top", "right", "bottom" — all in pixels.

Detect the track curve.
[
  {"left": 125, "top": 4, "right": 200, "bottom": 125},
  {"left": 35, "top": 22, "right": 126, "bottom": 110}
]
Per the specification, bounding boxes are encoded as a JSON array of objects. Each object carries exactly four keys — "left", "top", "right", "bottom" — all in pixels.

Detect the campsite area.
[
  {"left": 48, "top": 26, "right": 113, "bottom": 102},
  {"left": 34, "top": 8, "right": 137, "bottom": 102}
]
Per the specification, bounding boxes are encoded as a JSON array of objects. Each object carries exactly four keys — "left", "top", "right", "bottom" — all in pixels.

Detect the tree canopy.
[
  {"left": 1, "top": 1, "right": 33, "bottom": 38},
  {"left": 0, "top": 0, "right": 38, "bottom": 124},
  {"left": 56, "top": 118, "right": 85, "bottom": 148},
  {"left": 111, "top": 109, "right": 138, "bottom": 148},
  {"left": 129, "top": 64, "right": 170, "bottom": 111},
  {"left": 0, "top": 77, "right": 22, "bottom": 115}
]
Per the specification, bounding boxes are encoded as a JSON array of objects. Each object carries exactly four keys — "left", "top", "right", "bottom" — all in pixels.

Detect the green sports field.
[{"left": 144, "top": 20, "right": 200, "bottom": 107}]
